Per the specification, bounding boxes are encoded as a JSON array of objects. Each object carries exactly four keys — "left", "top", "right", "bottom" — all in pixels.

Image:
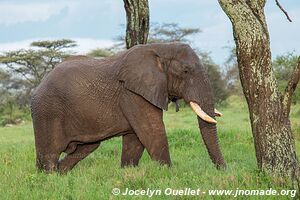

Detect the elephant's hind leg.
[
  {"left": 121, "top": 133, "right": 145, "bottom": 167},
  {"left": 58, "top": 142, "right": 100, "bottom": 173}
]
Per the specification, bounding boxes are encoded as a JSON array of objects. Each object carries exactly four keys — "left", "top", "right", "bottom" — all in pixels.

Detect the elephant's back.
[
  {"left": 31, "top": 55, "right": 120, "bottom": 114},
  {"left": 38, "top": 55, "right": 117, "bottom": 90}
]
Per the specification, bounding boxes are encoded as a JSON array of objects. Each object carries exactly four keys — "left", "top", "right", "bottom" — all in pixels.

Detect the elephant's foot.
[
  {"left": 36, "top": 152, "right": 60, "bottom": 172},
  {"left": 147, "top": 135, "right": 172, "bottom": 167},
  {"left": 215, "top": 160, "right": 227, "bottom": 170},
  {"left": 121, "top": 133, "right": 145, "bottom": 167}
]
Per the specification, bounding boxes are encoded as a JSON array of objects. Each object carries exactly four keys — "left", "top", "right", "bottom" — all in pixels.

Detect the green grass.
[{"left": 0, "top": 96, "right": 299, "bottom": 199}]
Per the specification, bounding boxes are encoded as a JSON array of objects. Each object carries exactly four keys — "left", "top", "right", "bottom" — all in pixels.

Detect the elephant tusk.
[
  {"left": 189, "top": 102, "right": 217, "bottom": 124},
  {"left": 214, "top": 109, "right": 223, "bottom": 117}
]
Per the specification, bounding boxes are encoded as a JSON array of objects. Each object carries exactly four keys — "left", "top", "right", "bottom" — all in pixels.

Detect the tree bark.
[
  {"left": 123, "top": 0, "right": 149, "bottom": 49},
  {"left": 218, "top": 0, "right": 300, "bottom": 181}
]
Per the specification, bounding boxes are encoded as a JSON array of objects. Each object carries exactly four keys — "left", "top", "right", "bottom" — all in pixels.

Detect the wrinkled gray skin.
[{"left": 31, "top": 43, "right": 226, "bottom": 173}]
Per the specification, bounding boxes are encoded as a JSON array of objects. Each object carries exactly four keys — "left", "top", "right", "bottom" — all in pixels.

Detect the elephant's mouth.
[{"left": 169, "top": 95, "right": 180, "bottom": 112}]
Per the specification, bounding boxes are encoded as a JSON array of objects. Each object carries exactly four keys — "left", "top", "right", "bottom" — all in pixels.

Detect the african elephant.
[{"left": 31, "top": 42, "right": 226, "bottom": 173}]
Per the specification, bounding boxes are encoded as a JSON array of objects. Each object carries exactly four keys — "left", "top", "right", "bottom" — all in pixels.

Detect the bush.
[
  {"left": 0, "top": 102, "right": 30, "bottom": 126},
  {"left": 273, "top": 53, "right": 299, "bottom": 104},
  {"left": 198, "top": 51, "right": 229, "bottom": 104}
]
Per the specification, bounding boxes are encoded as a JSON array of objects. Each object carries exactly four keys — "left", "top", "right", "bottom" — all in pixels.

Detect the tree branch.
[
  {"left": 282, "top": 57, "right": 300, "bottom": 115},
  {"left": 275, "top": 0, "right": 292, "bottom": 22}
]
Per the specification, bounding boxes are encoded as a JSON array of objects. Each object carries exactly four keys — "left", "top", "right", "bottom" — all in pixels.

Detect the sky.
[{"left": 0, "top": 0, "right": 299, "bottom": 65}]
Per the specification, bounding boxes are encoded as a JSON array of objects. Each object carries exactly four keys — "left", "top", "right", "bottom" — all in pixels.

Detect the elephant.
[{"left": 30, "top": 42, "right": 226, "bottom": 173}]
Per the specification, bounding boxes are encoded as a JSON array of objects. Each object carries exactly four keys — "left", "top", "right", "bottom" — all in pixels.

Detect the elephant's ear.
[{"left": 118, "top": 47, "right": 169, "bottom": 110}]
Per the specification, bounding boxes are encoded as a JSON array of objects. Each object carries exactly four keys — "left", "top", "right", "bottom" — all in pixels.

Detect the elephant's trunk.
[
  {"left": 183, "top": 69, "right": 226, "bottom": 169},
  {"left": 198, "top": 117, "right": 226, "bottom": 169}
]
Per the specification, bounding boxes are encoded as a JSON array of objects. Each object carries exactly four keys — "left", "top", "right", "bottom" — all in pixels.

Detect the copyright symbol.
[{"left": 112, "top": 188, "right": 120, "bottom": 195}]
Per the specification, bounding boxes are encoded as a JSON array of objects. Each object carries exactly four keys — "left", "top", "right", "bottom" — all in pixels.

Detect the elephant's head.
[{"left": 118, "top": 43, "right": 226, "bottom": 169}]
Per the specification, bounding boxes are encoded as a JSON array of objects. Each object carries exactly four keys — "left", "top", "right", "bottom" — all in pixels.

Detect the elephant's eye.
[{"left": 182, "top": 64, "right": 190, "bottom": 74}]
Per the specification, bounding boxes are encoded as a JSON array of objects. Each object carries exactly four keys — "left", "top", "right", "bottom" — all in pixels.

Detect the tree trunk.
[
  {"left": 218, "top": 0, "right": 300, "bottom": 181},
  {"left": 123, "top": 0, "right": 149, "bottom": 49}
]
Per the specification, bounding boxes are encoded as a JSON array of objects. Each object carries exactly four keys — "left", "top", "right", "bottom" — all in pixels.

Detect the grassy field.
[{"left": 0, "top": 96, "right": 299, "bottom": 199}]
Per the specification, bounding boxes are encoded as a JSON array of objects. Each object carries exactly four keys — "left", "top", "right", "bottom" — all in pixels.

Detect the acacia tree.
[
  {"left": 0, "top": 39, "right": 76, "bottom": 105},
  {"left": 0, "top": 39, "right": 76, "bottom": 88},
  {"left": 148, "top": 23, "right": 200, "bottom": 44},
  {"left": 123, "top": 0, "right": 149, "bottom": 49},
  {"left": 218, "top": 0, "right": 300, "bottom": 181}
]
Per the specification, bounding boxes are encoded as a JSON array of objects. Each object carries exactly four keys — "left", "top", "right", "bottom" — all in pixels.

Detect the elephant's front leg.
[
  {"left": 121, "top": 133, "right": 145, "bottom": 167},
  {"left": 121, "top": 90, "right": 171, "bottom": 166}
]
